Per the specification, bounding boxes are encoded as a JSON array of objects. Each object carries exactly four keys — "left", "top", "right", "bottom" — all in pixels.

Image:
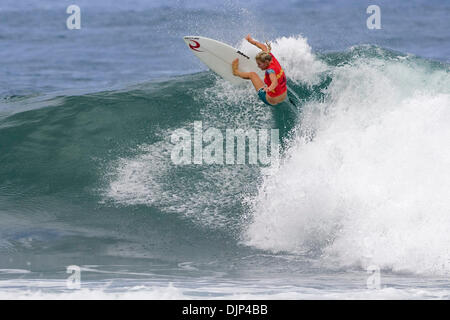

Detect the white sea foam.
[
  {"left": 104, "top": 139, "right": 261, "bottom": 229},
  {"left": 244, "top": 37, "right": 450, "bottom": 276},
  {"left": 1, "top": 279, "right": 449, "bottom": 300}
]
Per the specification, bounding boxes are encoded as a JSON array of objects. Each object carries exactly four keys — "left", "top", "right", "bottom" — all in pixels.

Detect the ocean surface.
[{"left": 1, "top": 0, "right": 450, "bottom": 299}]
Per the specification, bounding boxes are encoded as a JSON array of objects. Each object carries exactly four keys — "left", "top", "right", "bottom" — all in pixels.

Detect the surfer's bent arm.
[
  {"left": 245, "top": 34, "right": 268, "bottom": 52},
  {"left": 265, "top": 73, "right": 278, "bottom": 92}
]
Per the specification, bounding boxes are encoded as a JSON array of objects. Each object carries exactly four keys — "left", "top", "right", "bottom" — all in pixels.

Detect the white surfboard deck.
[{"left": 183, "top": 36, "right": 263, "bottom": 85}]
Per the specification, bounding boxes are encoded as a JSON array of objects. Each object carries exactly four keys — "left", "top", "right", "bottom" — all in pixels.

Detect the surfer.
[{"left": 232, "top": 34, "right": 287, "bottom": 106}]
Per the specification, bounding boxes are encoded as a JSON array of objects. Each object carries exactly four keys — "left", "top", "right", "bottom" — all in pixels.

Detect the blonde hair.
[{"left": 255, "top": 41, "right": 272, "bottom": 62}]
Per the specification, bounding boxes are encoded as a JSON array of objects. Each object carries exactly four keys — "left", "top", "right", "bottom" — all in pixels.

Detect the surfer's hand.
[{"left": 245, "top": 34, "right": 253, "bottom": 44}]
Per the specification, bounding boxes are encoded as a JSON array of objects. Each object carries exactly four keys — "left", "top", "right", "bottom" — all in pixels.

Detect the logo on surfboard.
[
  {"left": 188, "top": 40, "right": 203, "bottom": 52},
  {"left": 237, "top": 50, "right": 250, "bottom": 59}
]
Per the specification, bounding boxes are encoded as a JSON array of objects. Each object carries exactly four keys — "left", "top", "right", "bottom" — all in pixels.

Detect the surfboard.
[
  {"left": 183, "top": 36, "right": 262, "bottom": 85},
  {"left": 183, "top": 35, "right": 299, "bottom": 114}
]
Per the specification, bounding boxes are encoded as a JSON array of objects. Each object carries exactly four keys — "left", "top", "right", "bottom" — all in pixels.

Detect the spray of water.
[{"left": 244, "top": 36, "right": 450, "bottom": 276}]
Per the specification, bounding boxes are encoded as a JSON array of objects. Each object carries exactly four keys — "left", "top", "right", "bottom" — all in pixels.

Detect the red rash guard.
[{"left": 263, "top": 53, "right": 287, "bottom": 97}]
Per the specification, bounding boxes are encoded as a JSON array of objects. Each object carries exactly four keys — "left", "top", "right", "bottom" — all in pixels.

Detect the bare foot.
[{"left": 232, "top": 58, "right": 240, "bottom": 76}]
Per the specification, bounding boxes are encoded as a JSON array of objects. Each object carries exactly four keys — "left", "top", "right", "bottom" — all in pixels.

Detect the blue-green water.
[{"left": 1, "top": 0, "right": 450, "bottom": 299}]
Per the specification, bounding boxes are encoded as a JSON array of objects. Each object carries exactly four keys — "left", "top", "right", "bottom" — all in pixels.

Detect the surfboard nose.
[
  {"left": 183, "top": 36, "right": 199, "bottom": 44},
  {"left": 182, "top": 35, "right": 260, "bottom": 85},
  {"left": 183, "top": 36, "right": 203, "bottom": 53}
]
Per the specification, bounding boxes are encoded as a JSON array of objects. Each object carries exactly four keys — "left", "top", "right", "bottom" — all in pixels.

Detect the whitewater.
[{"left": 244, "top": 37, "right": 450, "bottom": 276}]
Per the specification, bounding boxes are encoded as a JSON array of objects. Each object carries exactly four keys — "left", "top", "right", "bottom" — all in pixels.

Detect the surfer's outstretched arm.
[{"left": 245, "top": 34, "right": 268, "bottom": 52}]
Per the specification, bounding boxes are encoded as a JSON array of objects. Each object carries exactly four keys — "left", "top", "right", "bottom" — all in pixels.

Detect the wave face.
[{"left": 1, "top": 35, "right": 450, "bottom": 282}]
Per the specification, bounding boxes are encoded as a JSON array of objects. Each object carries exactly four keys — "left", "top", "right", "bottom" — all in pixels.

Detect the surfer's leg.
[
  {"left": 246, "top": 72, "right": 265, "bottom": 91},
  {"left": 232, "top": 59, "right": 264, "bottom": 91},
  {"left": 257, "top": 88, "right": 272, "bottom": 106}
]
